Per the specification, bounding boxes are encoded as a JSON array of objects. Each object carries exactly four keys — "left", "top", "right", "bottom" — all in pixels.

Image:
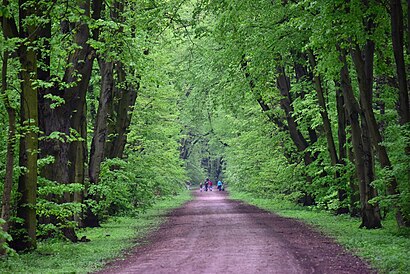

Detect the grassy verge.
[
  {"left": 229, "top": 190, "right": 410, "bottom": 274},
  {"left": 0, "top": 190, "right": 192, "bottom": 274}
]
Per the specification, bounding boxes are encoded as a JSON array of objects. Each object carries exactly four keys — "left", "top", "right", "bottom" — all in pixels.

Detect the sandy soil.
[{"left": 96, "top": 190, "right": 373, "bottom": 274}]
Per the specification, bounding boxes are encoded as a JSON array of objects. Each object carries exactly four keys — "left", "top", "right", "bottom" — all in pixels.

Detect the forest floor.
[{"left": 96, "top": 190, "right": 373, "bottom": 274}]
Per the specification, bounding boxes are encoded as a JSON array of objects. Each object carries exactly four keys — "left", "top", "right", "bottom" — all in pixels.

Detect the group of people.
[{"left": 199, "top": 178, "right": 224, "bottom": 192}]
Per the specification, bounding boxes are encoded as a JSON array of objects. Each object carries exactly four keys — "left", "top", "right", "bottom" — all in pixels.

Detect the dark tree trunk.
[
  {"left": 105, "top": 64, "right": 138, "bottom": 159},
  {"left": 390, "top": 0, "right": 410, "bottom": 226},
  {"left": 0, "top": 51, "right": 17, "bottom": 255},
  {"left": 240, "top": 56, "right": 288, "bottom": 132},
  {"left": 276, "top": 65, "right": 316, "bottom": 205},
  {"left": 89, "top": 60, "right": 114, "bottom": 184},
  {"left": 66, "top": 0, "right": 103, "bottom": 229},
  {"left": 307, "top": 51, "right": 338, "bottom": 165},
  {"left": 241, "top": 55, "right": 315, "bottom": 205},
  {"left": 340, "top": 49, "right": 382, "bottom": 228},
  {"left": 102, "top": 2, "right": 138, "bottom": 160},
  {"left": 15, "top": 44, "right": 39, "bottom": 250},
  {"left": 9, "top": 0, "right": 40, "bottom": 251},
  {"left": 351, "top": 40, "right": 401, "bottom": 226},
  {"left": 276, "top": 66, "right": 310, "bottom": 154},
  {"left": 308, "top": 50, "right": 350, "bottom": 214},
  {"left": 391, "top": 0, "right": 409, "bottom": 125},
  {"left": 335, "top": 84, "right": 350, "bottom": 214}
]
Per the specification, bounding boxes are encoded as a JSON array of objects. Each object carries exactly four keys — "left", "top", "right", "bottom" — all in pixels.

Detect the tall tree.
[{"left": 13, "top": 0, "right": 40, "bottom": 250}]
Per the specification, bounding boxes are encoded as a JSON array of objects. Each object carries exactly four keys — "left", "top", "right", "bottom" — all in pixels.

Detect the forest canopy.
[{"left": 1, "top": 0, "right": 409, "bottom": 254}]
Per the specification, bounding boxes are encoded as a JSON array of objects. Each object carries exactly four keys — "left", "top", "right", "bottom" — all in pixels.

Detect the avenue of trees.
[
  {"left": 0, "top": 0, "right": 409, "bottom": 255},
  {"left": 179, "top": 0, "right": 410, "bottom": 230},
  {"left": 0, "top": 0, "right": 188, "bottom": 254}
]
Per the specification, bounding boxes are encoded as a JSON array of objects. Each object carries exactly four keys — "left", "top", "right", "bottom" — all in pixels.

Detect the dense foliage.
[
  {"left": 0, "top": 0, "right": 409, "bottom": 258},
  {"left": 177, "top": 0, "right": 410, "bottom": 230},
  {"left": 0, "top": 0, "right": 188, "bottom": 254}
]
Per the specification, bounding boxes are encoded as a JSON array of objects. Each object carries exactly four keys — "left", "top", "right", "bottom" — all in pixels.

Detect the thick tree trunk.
[
  {"left": 15, "top": 46, "right": 39, "bottom": 251},
  {"left": 72, "top": 103, "right": 87, "bottom": 227},
  {"left": 351, "top": 40, "right": 402, "bottom": 226},
  {"left": 407, "top": 0, "right": 410, "bottom": 55},
  {"left": 89, "top": 60, "right": 114, "bottom": 184},
  {"left": 10, "top": 0, "right": 40, "bottom": 251},
  {"left": 105, "top": 64, "right": 138, "bottom": 159},
  {"left": 390, "top": 0, "right": 410, "bottom": 226},
  {"left": 37, "top": 13, "right": 78, "bottom": 242},
  {"left": 340, "top": 49, "right": 382, "bottom": 228},
  {"left": 65, "top": 1, "right": 102, "bottom": 229},
  {"left": 391, "top": 0, "right": 409, "bottom": 125}
]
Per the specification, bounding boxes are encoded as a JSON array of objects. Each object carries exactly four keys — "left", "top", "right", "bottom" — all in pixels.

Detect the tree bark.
[
  {"left": 335, "top": 83, "right": 350, "bottom": 214},
  {"left": 391, "top": 0, "right": 409, "bottom": 125},
  {"left": 89, "top": 60, "right": 114, "bottom": 184},
  {"left": 340, "top": 49, "right": 381, "bottom": 228},
  {"left": 390, "top": 0, "right": 410, "bottom": 226},
  {"left": 105, "top": 64, "right": 138, "bottom": 159},
  {"left": 276, "top": 65, "right": 315, "bottom": 166},
  {"left": 0, "top": 51, "right": 17, "bottom": 255},
  {"left": 240, "top": 56, "right": 288, "bottom": 132},
  {"left": 1, "top": 1, "right": 17, "bottom": 253},
  {"left": 14, "top": 24, "right": 39, "bottom": 252},
  {"left": 351, "top": 39, "right": 403, "bottom": 226},
  {"left": 307, "top": 51, "right": 338, "bottom": 165}
]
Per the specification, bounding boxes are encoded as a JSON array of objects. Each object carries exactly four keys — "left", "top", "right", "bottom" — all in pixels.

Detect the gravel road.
[{"left": 97, "top": 190, "right": 373, "bottom": 274}]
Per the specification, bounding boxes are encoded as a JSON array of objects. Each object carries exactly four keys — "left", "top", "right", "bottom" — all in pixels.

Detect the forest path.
[{"left": 97, "top": 190, "right": 373, "bottom": 274}]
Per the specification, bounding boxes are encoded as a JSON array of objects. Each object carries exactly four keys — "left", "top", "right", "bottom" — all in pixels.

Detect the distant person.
[
  {"left": 204, "top": 179, "right": 209, "bottom": 191},
  {"left": 217, "top": 180, "right": 222, "bottom": 191},
  {"left": 199, "top": 181, "right": 203, "bottom": 192},
  {"left": 209, "top": 180, "right": 213, "bottom": 191}
]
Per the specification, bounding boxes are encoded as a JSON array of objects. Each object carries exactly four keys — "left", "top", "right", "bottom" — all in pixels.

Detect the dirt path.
[{"left": 97, "top": 191, "right": 373, "bottom": 274}]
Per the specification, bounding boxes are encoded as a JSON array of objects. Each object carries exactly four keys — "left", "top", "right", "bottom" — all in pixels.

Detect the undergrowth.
[
  {"left": 230, "top": 190, "right": 410, "bottom": 274},
  {"left": 0, "top": 191, "right": 191, "bottom": 274}
]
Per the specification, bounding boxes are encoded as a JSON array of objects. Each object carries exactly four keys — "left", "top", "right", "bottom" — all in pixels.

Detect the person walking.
[
  {"left": 217, "top": 180, "right": 222, "bottom": 191},
  {"left": 204, "top": 179, "right": 209, "bottom": 191}
]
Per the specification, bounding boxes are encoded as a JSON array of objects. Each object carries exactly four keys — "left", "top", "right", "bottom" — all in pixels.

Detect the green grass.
[
  {"left": 229, "top": 190, "right": 410, "bottom": 274},
  {"left": 0, "top": 190, "right": 192, "bottom": 274}
]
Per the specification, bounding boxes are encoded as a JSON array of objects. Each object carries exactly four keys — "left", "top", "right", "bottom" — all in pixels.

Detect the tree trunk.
[
  {"left": 351, "top": 40, "right": 402, "bottom": 226},
  {"left": 64, "top": 1, "right": 102, "bottom": 229},
  {"left": 308, "top": 50, "right": 350, "bottom": 213},
  {"left": 276, "top": 65, "right": 316, "bottom": 205},
  {"left": 0, "top": 51, "right": 17, "bottom": 255},
  {"left": 391, "top": 0, "right": 409, "bottom": 125},
  {"left": 240, "top": 56, "right": 288, "bottom": 132},
  {"left": 335, "top": 84, "right": 350, "bottom": 214},
  {"left": 340, "top": 49, "right": 382, "bottom": 228},
  {"left": 89, "top": 60, "right": 114, "bottom": 184},
  {"left": 71, "top": 103, "right": 87, "bottom": 227},
  {"left": 307, "top": 51, "right": 338, "bottom": 165},
  {"left": 9, "top": 0, "right": 40, "bottom": 251},
  {"left": 105, "top": 64, "right": 138, "bottom": 159},
  {"left": 276, "top": 66, "right": 310, "bottom": 154},
  {"left": 407, "top": 0, "right": 410, "bottom": 55},
  {"left": 390, "top": 0, "right": 410, "bottom": 226},
  {"left": 15, "top": 48, "right": 39, "bottom": 251}
]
